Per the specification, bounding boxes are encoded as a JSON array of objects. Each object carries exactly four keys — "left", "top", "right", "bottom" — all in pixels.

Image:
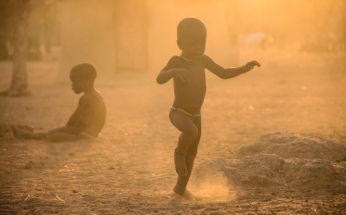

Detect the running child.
[
  {"left": 13, "top": 63, "right": 106, "bottom": 142},
  {"left": 156, "top": 18, "right": 260, "bottom": 199}
]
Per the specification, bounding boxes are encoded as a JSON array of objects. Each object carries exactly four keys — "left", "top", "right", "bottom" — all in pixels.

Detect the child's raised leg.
[
  {"left": 170, "top": 109, "right": 198, "bottom": 176},
  {"left": 170, "top": 109, "right": 201, "bottom": 197},
  {"left": 175, "top": 116, "right": 201, "bottom": 194}
]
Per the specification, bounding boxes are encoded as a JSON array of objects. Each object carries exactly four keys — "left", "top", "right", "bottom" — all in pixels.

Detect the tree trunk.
[
  {"left": 43, "top": 1, "right": 53, "bottom": 53},
  {"left": 343, "top": 1, "right": 346, "bottom": 52},
  {"left": 8, "top": 0, "right": 31, "bottom": 96}
]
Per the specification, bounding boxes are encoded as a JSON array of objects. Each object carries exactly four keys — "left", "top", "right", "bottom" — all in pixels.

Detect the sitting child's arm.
[
  {"left": 156, "top": 56, "right": 191, "bottom": 84},
  {"left": 66, "top": 95, "right": 89, "bottom": 126},
  {"left": 203, "top": 55, "right": 261, "bottom": 79}
]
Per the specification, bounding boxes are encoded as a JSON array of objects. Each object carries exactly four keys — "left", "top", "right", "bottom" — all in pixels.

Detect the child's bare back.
[
  {"left": 13, "top": 63, "right": 106, "bottom": 142},
  {"left": 67, "top": 88, "right": 106, "bottom": 137}
]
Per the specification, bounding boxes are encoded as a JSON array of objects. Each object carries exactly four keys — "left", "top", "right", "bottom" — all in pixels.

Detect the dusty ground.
[{"left": 0, "top": 50, "right": 346, "bottom": 214}]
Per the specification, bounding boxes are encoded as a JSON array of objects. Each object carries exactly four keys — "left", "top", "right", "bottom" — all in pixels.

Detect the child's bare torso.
[{"left": 163, "top": 55, "right": 207, "bottom": 115}]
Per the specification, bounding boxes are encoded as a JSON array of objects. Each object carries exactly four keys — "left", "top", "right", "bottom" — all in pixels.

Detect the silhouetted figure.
[
  {"left": 156, "top": 18, "right": 260, "bottom": 200},
  {"left": 13, "top": 63, "right": 106, "bottom": 142}
]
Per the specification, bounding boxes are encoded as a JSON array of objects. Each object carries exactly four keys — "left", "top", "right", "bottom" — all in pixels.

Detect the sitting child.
[
  {"left": 156, "top": 18, "right": 260, "bottom": 199},
  {"left": 13, "top": 63, "right": 106, "bottom": 142}
]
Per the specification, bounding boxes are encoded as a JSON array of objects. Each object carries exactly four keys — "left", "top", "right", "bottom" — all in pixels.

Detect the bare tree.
[
  {"left": 343, "top": 0, "right": 346, "bottom": 51},
  {"left": 1, "top": 0, "right": 32, "bottom": 96}
]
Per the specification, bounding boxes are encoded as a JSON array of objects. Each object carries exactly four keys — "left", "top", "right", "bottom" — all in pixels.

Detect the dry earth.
[{"left": 0, "top": 50, "right": 346, "bottom": 214}]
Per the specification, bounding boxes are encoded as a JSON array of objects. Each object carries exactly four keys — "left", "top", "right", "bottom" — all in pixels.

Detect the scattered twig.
[{"left": 55, "top": 193, "right": 65, "bottom": 201}]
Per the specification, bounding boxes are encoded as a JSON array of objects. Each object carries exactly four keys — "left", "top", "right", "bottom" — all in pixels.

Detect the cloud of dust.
[
  {"left": 56, "top": 0, "right": 345, "bottom": 81},
  {"left": 57, "top": 0, "right": 117, "bottom": 82},
  {"left": 147, "top": 0, "right": 237, "bottom": 73},
  {"left": 191, "top": 170, "right": 238, "bottom": 202}
]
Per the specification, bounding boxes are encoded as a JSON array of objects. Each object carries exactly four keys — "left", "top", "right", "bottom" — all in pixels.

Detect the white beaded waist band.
[{"left": 170, "top": 106, "right": 201, "bottom": 117}]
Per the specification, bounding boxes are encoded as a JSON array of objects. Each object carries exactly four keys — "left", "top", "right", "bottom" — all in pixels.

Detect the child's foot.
[
  {"left": 173, "top": 183, "right": 186, "bottom": 196},
  {"left": 184, "top": 189, "right": 201, "bottom": 201},
  {"left": 173, "top": 184, "right": 201, "bottom": 201},
  {"left": 12, "top": 126, "right": 27, "bottom": 139},
  {"left": 174, "top": 149, "right": 188, "bottom": 176}
]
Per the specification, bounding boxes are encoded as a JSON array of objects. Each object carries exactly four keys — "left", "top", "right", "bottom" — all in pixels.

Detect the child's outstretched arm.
[
  {"left": 203, "top": 55, "right": 260, "bottom": 79},
  {"left": 156, "top": 56, "right": 190, "bottom": 84},
  {"left": 66, "top": 95, "right": 88, "bottom": 126}
]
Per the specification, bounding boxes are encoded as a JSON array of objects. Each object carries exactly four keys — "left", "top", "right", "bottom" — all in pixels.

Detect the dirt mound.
[
  {"left": 194, "top": 133, "right": 346, "bottom": 199},
  {"left": 195, "top": 155, "right": 282, "bottom": 188},
  {"left": 237, "top": 132, "right": 346, "bottom": 162},
  {"left": 196, "top": 155, "right": 345, "bottom": 187}
]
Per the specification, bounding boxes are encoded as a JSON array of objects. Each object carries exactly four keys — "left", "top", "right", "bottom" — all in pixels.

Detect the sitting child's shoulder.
[
  {"left": 79, "top": 93, "right": 91, "bottom": 103},
  {"left": 80, "top": 90, "right": 102, "bottom": 102}
]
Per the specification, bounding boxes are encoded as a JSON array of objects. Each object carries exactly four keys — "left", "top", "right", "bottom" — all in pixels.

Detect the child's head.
[
  {"left": 177, "top": 18, "right": 207, "bottom": 61},
  {"left": 69, "top": 63, "right": 97, "bottom": 94}
]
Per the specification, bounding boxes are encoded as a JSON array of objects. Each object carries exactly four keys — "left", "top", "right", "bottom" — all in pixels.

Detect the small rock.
[
  {"left": 24, "top": 161, "right": 35, "bottom": 169},
  {"left": 73, "top": 190, "right": 78, "bottom": 193},
  {"left": 108, "top": 166, "right": 115, "bottom": 170}
]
